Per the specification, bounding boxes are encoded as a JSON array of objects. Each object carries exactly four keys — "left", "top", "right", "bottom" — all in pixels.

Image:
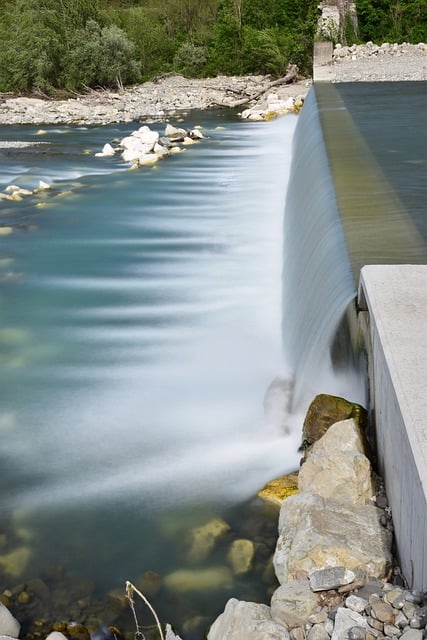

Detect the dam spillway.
[{"left": 284, "top": 80, "right": 427, "bottom": 588}]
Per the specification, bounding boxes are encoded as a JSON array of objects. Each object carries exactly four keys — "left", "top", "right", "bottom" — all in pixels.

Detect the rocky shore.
[
  {"left": 0, "top": 42, "right": 426, "bottom": 127},
  {"left": 0, "top": 74, "right": 308, "bottom": 126}
]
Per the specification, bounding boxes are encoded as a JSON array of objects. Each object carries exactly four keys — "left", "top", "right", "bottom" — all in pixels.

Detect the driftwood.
[{"left": 214, "top": 64, "right": 299, "bottom": 108}]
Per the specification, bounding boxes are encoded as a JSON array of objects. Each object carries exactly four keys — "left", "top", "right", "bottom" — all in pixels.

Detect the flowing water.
[{"left": 0, "top": 112, "right": 304, "bottom": 636}]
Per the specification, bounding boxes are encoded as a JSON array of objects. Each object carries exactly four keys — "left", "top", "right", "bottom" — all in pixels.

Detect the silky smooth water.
[{"left": 0, "top": 113, "right": 302, "bottom": 633}]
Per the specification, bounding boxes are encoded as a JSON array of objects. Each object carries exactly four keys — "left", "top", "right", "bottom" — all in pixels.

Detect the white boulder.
[{"left": 207, "top": 598, "right": 290, "bottom": 640}]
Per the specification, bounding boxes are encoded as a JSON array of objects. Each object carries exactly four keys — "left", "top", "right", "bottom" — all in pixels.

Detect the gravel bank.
[{"left": 332, "top": 42, "right": 427, "bottom": 82}]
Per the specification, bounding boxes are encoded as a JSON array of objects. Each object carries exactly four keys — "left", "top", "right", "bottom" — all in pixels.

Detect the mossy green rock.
[{"left": 302, "top": 394, "right": 368, "bottom": 451}]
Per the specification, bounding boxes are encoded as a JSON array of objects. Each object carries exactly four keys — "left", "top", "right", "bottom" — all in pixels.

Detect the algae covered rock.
[
  {"left": 257, "top": 472, "right": 299, "bottom": 507},
  {"left": 301, "top": 394, "right": 368, "bottom": 452}
]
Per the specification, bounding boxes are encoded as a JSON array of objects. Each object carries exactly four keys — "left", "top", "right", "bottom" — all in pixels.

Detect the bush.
[{"left": 173, "top": 41, "right": 209, "bottom": 76}]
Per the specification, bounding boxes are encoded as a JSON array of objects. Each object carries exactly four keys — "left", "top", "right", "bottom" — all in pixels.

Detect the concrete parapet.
[
  {"left": 313, "top": 41, "right": 333, "bottom": 82},
  {"left": 358, "top": 265, "right": 427, "bottom": 589}
]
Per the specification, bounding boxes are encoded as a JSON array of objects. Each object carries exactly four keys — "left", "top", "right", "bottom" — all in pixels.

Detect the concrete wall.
[{"left": 358, "top": 265, "right": 427, "bottom": 589}]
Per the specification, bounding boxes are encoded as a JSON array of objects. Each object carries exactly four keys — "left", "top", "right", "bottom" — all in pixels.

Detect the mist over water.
[{"left": 1, "top": 114, "right": 306, "bottom": 605}]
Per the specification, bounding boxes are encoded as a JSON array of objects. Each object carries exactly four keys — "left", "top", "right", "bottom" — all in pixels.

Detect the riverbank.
[{"left": 0, "top": 74, "right": 309, "bottom": 126}]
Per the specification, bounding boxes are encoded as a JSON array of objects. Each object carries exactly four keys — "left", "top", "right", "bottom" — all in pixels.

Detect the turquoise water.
[{"left": 0, "top": 113, "right": 301, "bottom": 634}]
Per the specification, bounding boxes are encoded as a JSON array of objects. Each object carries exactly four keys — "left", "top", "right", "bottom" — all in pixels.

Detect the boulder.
[
  {"left": 301, "top": 395, "right": 368, "bottom": 453},
  {"left": 207, "top": 598, "right": 290, "bottom": 640},
  {"left": 270, "top": 579, "right": 320, "bottom": 629},
  {"left": 298, "top": 419, "right": 374, "bottom": 505},
  {"left": 257, "top": 472, "right": 299, "bottom": 507},
  {"left": 274, "top": 493, "right": 392, "bottom": 584},
  {"left": 0, "top": 603, "right": 20, "bottom": 638},
  {"left": 46, "top": 633, "right": 68, "bottom": 640},
  {"left": 164, "top": 124, "right": 187, "bottom": 140},
  {"left": 0, "top": 545, "right": 31, "bottom": 577}
]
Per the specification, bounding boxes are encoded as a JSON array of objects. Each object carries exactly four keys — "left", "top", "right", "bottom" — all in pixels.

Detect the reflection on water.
[{"left": 0, "top": 113, "right": 301, "bottom": 636}]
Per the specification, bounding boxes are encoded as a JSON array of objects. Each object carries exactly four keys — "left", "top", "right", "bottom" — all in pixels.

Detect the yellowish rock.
[
  {"left": 186, "top": 518, "right": 230, "bottom": 563},
  {"left": 0, "top": 546, "right": 31, "bottom": 577},
  {"left": 164, "top": 566, "right": 233, "bottom": 593},
  {"left": 257, "top": 471, "right": 299, "bottom": 507},
  {"left": 226, "top": 539, "right": 254, "bottom": 575},
  {"left": 136, "top": 570, "right": 162, "bottom": 598}
]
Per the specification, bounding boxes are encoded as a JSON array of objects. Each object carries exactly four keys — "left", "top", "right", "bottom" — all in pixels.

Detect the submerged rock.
[
  {"left": 226, "top": 539, "right": 255, "bottom": 575},
  {"left": 164, "top": 566, "right": 233, "bottom": 593},
  {"left": 186, "top": 518, "right": 230, "bottom": 563}
]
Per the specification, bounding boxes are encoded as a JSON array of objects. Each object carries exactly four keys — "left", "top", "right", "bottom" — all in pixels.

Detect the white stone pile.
[
  {"left": 95, "top": 123, "right": 205, "bottom": 167},
  {"left": 240, "top": 94, "right": 305, "bottom": 121},
  {"left": 333, "top": 41, "right": 427, "bottom": 62},
  {"left": 207, "top": 418, "right": 427, "bottom": 640}
]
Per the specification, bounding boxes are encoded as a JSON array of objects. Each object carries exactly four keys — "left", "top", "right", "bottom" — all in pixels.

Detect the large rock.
[
  {"left": 301, "top": 395, "right": 368, "bottom": 452},
  {"left": 274, "top": 492, "right": 392, "bottom": 584},
  {"left": 270, "top": 579, "right": 320, "bottom": 629},
  {"left": 207, "top": 598, "right": 290, "bottom": 640},
  {"left": 226, "top": 539, "right": 255, "bottom": 575},
  {"left": 0, "top": 603, "right": 20, "bottom": 638},
  {"left": 298, "top": 419, "right": 374, "bottom": 505}
]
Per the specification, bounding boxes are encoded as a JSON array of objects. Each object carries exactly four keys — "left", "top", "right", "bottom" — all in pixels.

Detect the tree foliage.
[
  {"left": 0, "top": 0, "right": 322, "bottom": 93},
  {"left": 355, "top": 0, "right": 427, "bottom": 43}
]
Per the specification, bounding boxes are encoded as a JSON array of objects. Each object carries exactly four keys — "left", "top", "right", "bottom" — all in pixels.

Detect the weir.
[{"left": 284, "top": 81, "right": 427, "bottom": 588}]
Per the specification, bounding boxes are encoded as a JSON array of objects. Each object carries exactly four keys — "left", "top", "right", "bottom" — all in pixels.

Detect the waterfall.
[{"left": 282, "top": 86, "right": 364, "bottom": 411}]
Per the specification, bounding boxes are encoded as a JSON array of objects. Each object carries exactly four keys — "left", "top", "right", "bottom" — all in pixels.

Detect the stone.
[
  {"left": 384, "top": 588, "right": 404, "bottom": 604},
  {"left": 370, "top": 600, "right": 395, "bottom": 624},
  {"left": 164, "top": 124, "right": 187, "bottom": 140},
  {"left": 0, "top": 603, "right": 20, "bottom": 638},
  {"left": 164, "top": 566, "right": 233, "bottom": 593},
  {"left": 95, "top": 143, "right": 115, "bottom": 157},
  {"left": 0, "top": 546, "right": 31, "bottom": 577},
  {"left": 383, "top": 624, "right": 400, "bottom": 636},
  {"left": 348, "top": 627, "right": 367, "bottom": 640},
  {"left": 298, "top": 419, "right": 375, "bottom": 505},
  {"left": 346, "top": 595, "right": 368, "bottom": 613},
  {"left": 309, "top": 566, "right": 356, "bottom": 591},
  {"left": 400, "top": 631, "right": 423, "bottom": 640},
  {"left": 165, "top": 624, "right": 182, "bottom": 640},
  {"left": 331, "top": 608, "right": 369, "bottom": 640},
  {"left": 257, "top": 472, "right": 299, "bottom": 507},
  {"left": 394, "top": 611, "right": 409, "bottom": 628},
  {"left": 301, "top": 394, "right": 368, "bottom": 452},
  {"left": 270, "top": 579, "right": 320, "bottom": 629},
  {"left": 186, "top": 518, "right": 230, "bottom": 563},
  {"left": 307, "top": 610, "right": 328, "bottom": 624},
  {"left": 207, "top": 598, "right": 290, "bottom": 640},
  {"left": 227, "top": 539, "right": 255, "bottom": 575},
  {"left": 274, "top": 493, "right": 392, "bottom": 584},
  {"left": 289, "top": 628, "right": 305, "bottom": 640},
  {"left": 307, "top": 624, "right": 330, "bottom": 640},
  {"left": 46, "top": 633, "right": 68, "bottom": 640}
]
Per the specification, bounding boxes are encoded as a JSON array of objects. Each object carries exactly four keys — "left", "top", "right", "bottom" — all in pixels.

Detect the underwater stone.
[
  {"left": 164, "top": 566, "right": 233, "bottom": 593},
  {"left": 227, "top": 539, "right": 254, "bottom": 575},
  {"left": 186, "top": 518, "right": 230, "bottom": 563}
]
